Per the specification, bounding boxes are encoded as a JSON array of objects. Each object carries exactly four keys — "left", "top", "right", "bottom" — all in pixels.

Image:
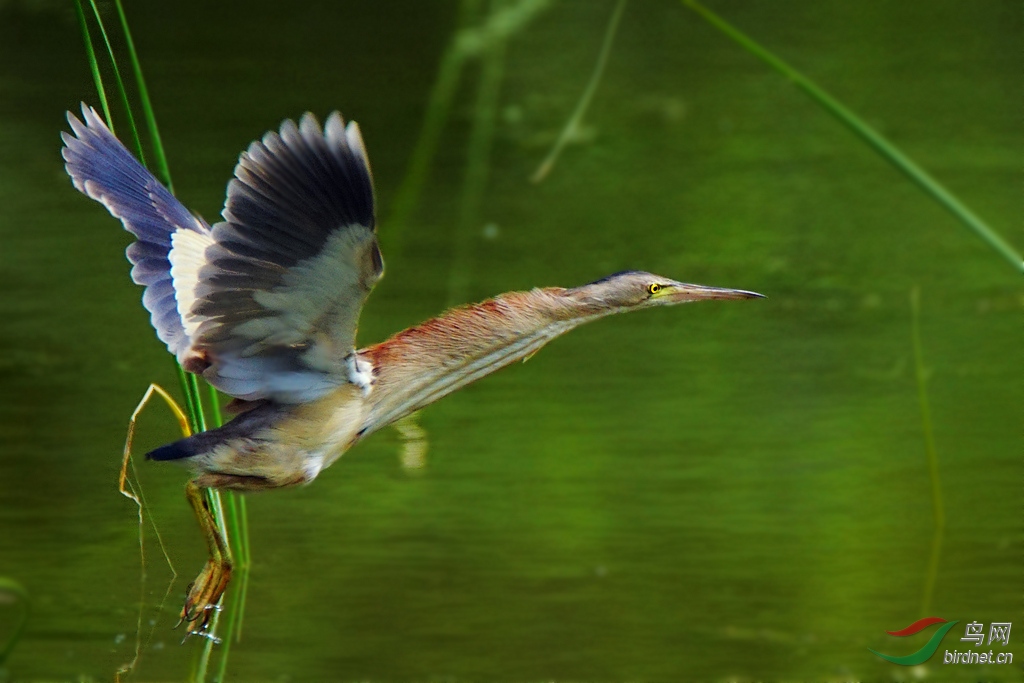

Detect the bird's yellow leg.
[
  {"left": 179, "top": 481, "right": 233, "bottom": 640},
  {"left": 119, "top": 383, "right": 232, "bottom": 641}
]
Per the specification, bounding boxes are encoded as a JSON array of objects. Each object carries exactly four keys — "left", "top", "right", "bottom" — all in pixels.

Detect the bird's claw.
[{"left": 177, "top": 557, "right": 233, "bottom": 639}]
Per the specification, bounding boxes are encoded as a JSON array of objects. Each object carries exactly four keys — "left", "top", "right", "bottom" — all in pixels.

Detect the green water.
[{"left": 0, "top": 1, "right": 1019, "bottom": 680}]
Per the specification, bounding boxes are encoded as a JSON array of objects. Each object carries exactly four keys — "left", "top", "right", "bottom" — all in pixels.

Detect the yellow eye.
[{"left": 647, "top": 283, "right": 662, "bottom": 296}]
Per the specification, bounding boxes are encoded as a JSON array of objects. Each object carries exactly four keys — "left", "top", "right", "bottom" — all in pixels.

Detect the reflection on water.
[
  {"left": 396, "top": 412, "right": 429, "bottom": 473},
  {"left": 0, "top": 0, "right": 1019, "bottom": 680}
]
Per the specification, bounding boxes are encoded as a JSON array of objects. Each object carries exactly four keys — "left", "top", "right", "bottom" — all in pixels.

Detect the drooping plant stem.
[{"left": 531, "top": 0, "right": 627, "bottom": 183}]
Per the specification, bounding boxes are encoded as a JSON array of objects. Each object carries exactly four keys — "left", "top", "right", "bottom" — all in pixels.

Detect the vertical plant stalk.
[
  {"left": 214, "top": 493, "right": 247, "bottom": 680},
  {"left": 74, "top": 9, "right": 192, "bottom": 675},
  {"left": 85, "top": 0, "right": 147, "bottom": 167},
  {"left": 73, "top": 1, "right": 112, "bottom": 126},
  {"left": 75, "top": 3, "right": 248, "bottom": 678},
  {"left": 234, "top": 495, "right": 252, "bottom": 636},
  {"left": 78, "top": 0, "right": 206, "bottom": 434},
  {"left": 111, "top": 0, "right": 209, "bottom": 434},
  {"left": 195, "top": 489, "right": 231, "bottom": 679},
  {"left": 910, "top": 287, "right": 945, "bottom": 615},
  {"left": 113, "top": 0, "right": 174, "bottom": 190},
  {"left": 682, "top": 0, "right": 1022, "bottom": 273},
  {"left": 531, "top": 0, "right": 627, "bottom": 183}
]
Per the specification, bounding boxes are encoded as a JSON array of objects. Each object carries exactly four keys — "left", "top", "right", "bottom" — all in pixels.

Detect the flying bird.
[{"left": 62, "top": 104, "right": 762, "bottom": 637}]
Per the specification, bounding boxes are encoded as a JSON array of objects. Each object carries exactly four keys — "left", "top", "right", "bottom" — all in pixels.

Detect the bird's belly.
[
  {"left": 300, "top": 396, "right": 368, "bottom": 476},
  {"left": 199, "top": 386, "right": 367, "bottom": 490}
]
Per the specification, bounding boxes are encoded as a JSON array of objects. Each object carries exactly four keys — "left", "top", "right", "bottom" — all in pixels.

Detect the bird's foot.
[
  {"left": 179, "top": 481, "right": 233, "bottom": 640},
  {"left": 178, "top": 556, "right": 233, "bottom": 639},
  {"left": 345, "top": 353, "right": 374, "bottom": 396}
]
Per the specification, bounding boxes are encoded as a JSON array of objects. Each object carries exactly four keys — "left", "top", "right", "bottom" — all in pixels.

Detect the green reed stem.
[
  {"left": 531, "top": 0, "right": 626, "bottom": 183},
  {"left": 85, "top": 0, "right": 146, "bottom": 167},
  {"left": 113, "top": 0, "right": 173, "bottom": 191},
  {"left": 207, "top": 384, "right": 224, "bottom": 428},
  {"left": 181, "top": 369, "right": 206, "bottom": 435},
  {"left": 682, "top": 0, "right": 1023, "bottom": 274},
  {"left": 235, "top": 495, "right": 252, "bottom": 636},
  {"left": 214, "top": 494, "right": 247, "bottom": 679},
  {"left": 75, "top": 4, "right": 249, "bottom": 678},
  {"left": 73, "top": 1, "right": 111, "bottom": 126},
  {"left": 75, "top": 0, "right": 206, "bottom": 433},
  {"left": 107, "top": 0, "right": 210, "bottom": 433}
]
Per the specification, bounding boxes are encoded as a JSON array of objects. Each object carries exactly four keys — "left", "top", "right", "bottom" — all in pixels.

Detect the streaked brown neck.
[{"left": 359, "top": 286, "right": 614, "bottom": 435}]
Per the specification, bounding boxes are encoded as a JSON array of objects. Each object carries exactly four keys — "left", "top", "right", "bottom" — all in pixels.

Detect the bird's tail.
[
  {"left": 147, "top": 434, "right": 206, "bottom": 461},
  {"left": 146, "top": 421, "right": 241, "bottom": 461},
  {"left": 147, "top": 401, "right": 285, "bottom": 461}
]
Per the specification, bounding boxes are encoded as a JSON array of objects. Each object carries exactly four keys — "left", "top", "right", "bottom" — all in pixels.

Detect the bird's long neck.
[{"left": 359, "top": 286, "right": 613, "bottom": 435}]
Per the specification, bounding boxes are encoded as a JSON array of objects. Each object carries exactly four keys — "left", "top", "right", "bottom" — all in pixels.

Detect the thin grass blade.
[
  {"left": 113, "top": 0, "right": 174, "bottom": 191},
  {"left": 531, "top": 0, "right": 627, "bottom": 183},
  {"left": 682, "top": 0, "right": 1022, "bottom": 273}
]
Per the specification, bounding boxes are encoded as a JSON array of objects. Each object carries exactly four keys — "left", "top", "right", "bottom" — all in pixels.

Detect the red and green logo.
[{"left": 869, "top": 617, "right": 959, "bottom": 665}]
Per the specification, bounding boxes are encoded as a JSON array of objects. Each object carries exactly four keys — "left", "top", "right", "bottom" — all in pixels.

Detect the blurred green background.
[{"left": 0, "top": 0, "right": 1019, "bottom": 680}]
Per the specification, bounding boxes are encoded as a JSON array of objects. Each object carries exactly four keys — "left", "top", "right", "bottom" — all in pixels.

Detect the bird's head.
[{"left": 570, "top": 270, "right": 763, "bottom": 311}]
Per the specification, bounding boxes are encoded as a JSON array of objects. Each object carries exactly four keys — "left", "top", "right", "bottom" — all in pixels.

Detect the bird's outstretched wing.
[{"left": 62, "top": 104, "right": 383, "bottom": 402}]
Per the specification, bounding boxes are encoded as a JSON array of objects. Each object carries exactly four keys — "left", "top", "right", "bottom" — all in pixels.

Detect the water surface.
[{"left": 0, "top": 1, "right": 1019, "bottom": 680}]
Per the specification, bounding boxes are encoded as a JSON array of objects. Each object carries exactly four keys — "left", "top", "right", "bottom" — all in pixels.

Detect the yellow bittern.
[{"left": 62, "top": 104, "right": 762, "bottom": 637}]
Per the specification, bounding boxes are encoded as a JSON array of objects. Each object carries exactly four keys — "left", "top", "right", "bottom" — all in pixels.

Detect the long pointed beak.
[{"left": 662, "top": 282, "right": 765, "bottom": 303}]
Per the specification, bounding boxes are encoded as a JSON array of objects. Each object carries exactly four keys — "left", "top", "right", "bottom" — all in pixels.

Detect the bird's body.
[
  {"left": 152, "top": 281, "right": 716, "bottom": 490},
  {"left": 61, "top": 104, "right": 761, "bottom": 635}
]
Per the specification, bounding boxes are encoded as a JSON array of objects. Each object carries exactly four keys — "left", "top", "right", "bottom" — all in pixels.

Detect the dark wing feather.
[
  {"left": 184, "top": 112, "right": 383, "bottom": 401},
  {"left": 62, "top": 105, "right": 383, "bottom": 403}
]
